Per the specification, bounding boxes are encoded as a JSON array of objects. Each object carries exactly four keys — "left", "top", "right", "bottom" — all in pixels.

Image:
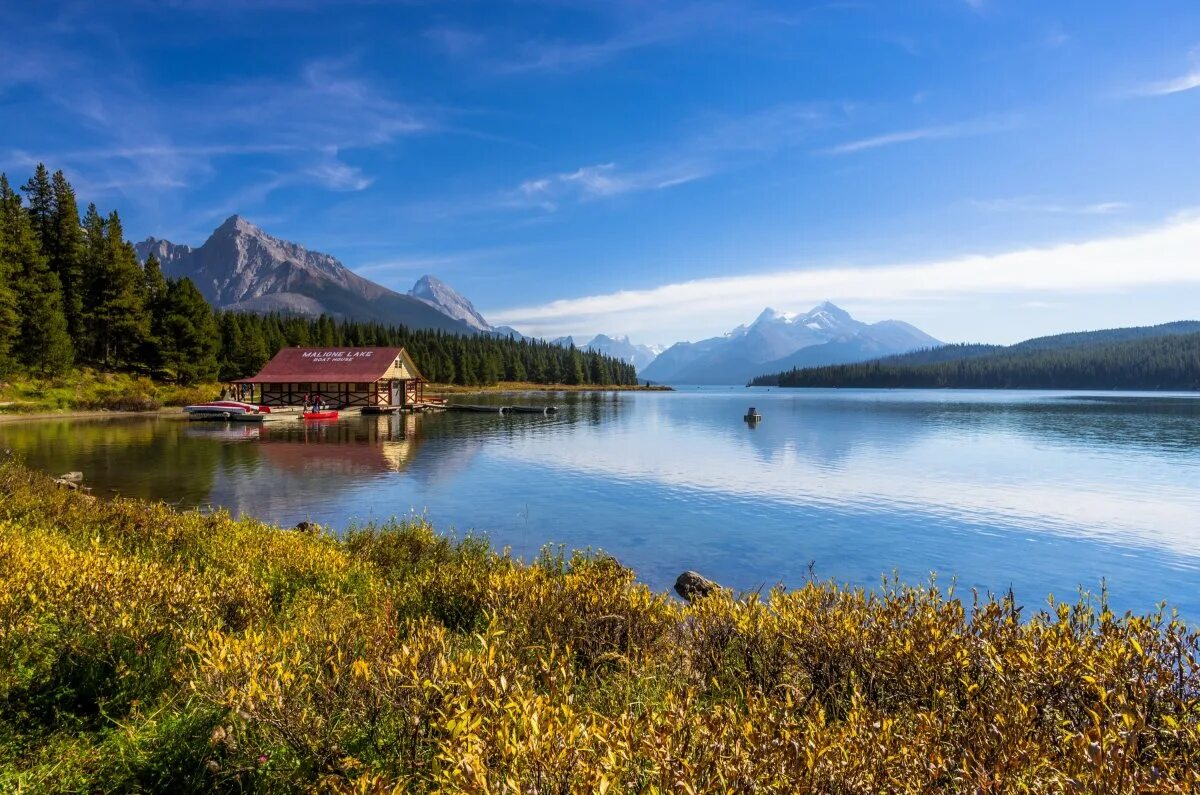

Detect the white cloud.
[
  {"left": 1134, "top": 70, "right": 1200, "bottom": 97},
  {"left": 973, "top": 197, "right": 1129, "bottom": 215},
  {"left": 509, "top": 161, "right": 709, "bottom": 211},
  {"left": 819, "top": 116, "right": 1019, "bottom": 155},
  {"left": 487, "top": 211, "right": 1200, "bottom": 340}
]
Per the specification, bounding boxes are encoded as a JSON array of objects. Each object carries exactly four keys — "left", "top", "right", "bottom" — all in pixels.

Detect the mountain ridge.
[
  {"left": 135, "top": 216, "right": 479, "bottom": 335},
  {"left": 641, "top": 302, "right": 941, "bottom": 384},
  {"left": 750, "top": 321, "right": 1200, "bottom": 390}
]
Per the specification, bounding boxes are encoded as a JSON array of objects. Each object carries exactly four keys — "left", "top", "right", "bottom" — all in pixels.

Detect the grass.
[
  {"left": 0, "top": 370, "right": 220, "bottom": 415},
  {"left": 0, "top": 458, "right": 1197, "bottom": 792}
]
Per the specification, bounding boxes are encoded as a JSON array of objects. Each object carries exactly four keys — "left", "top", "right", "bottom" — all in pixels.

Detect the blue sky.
[{"left": 2, "top": 0, "right": 1199, "bottom": 346}]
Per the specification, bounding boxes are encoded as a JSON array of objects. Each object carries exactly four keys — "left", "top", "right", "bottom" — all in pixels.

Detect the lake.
[{"left": 4, "top": 387, "right": 1200, "bottom": 619}]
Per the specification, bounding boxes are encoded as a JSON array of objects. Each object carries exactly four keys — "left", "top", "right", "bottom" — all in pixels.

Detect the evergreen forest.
[
  {"left": 0, "top": 164, "right": 636, "bottom": 387},
  {"left": 751, "top": 327, "right": 1200, "bottom": 390}
]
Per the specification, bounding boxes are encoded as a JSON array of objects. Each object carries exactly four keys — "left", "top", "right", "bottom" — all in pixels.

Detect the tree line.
[
  {"left": 216, "top": 313, "right": 638, "bottom": 386},
  {"left": 0, "top": 164, "right": 221, "bottom": 384},
  {"left": 750, "top": 332, "right": 1200, "bottom": 390},
  {"left": 0, "top": 163, "right": 637, "bottom": 387}
]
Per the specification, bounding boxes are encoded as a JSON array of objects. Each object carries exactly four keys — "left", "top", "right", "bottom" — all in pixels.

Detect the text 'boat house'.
[{"left": 235, "top": 347, "right": 426, "bottom": 409}]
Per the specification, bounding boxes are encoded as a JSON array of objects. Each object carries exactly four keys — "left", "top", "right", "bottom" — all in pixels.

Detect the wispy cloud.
[
  {"left": 1133, "top": 70, "right": 1200, "bottom": 97},
  {"left": 508, "top": 161, "right": 710, "bottom": 211},
  {"left": 433, "top": 2, "right": 811, "bottom": 75},
  {"left": 488, "top": 210, "right": 1200, "bottom": 340},
  {"left": 1128, "top": 48, "right": 1200, "bottom": 96},
  {"left": 0, "top": 33, "right": 431, "bottom": 204},
  {"left": 501, "top": 101, "right": 841, "bottom": 212},
  {"left": 819, "top": 116, "right": 1019, "bottom": 155},
  {"left": 423, "top": 26, "right": 486, "bottom": 58},
  {"left": 972, "top": 197, "right": 1130, "bottom": 215}
]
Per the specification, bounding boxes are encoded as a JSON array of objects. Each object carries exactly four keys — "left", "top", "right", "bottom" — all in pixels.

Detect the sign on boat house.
[{"left": 235, "top": 347, "right": 426, "bottom": 409}]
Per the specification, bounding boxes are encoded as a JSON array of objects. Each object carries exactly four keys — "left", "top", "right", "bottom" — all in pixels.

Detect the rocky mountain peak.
[
  {"left": 133, "top": 218, "right": 479, "bottom": 335},
  {"left": 409, "top": 274, "right": 492, "bottom": 332},
  {"left": 215, "top": 214, "right": 260, "bottom": 236}
]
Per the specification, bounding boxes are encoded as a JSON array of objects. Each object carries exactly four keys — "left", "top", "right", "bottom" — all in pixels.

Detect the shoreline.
[
  {"left": 427, "top": 381, "right": 672, "bottom": 394},
  {"left": 0, "top": 407, "right": 184, "bottom": 424},
  {"left": 0, "top": 381, "right": 670, "bottom": 423}
]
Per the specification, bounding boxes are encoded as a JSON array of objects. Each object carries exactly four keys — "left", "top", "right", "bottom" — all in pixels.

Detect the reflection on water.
[{"left": 3, "top": 388, "right": 1199, "bottom": 619}]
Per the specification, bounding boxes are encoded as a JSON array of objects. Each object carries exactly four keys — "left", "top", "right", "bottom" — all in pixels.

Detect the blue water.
[{"left": 5, "top": 387, "right": 1200, "bottom": 619}]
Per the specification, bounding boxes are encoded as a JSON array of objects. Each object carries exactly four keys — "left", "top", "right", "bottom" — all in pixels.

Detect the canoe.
[
  {"left": 302, "top": 410, "right": 339, "bottom": 421},
  {"left": 187, "top": 411, "right": 236, "bottom": 421},
  {"left": 447, "top": 404, "right": 505, "bottom": 413},
  {"left": 207, "top": 401, "right": 271, "bottom": 413},
  {"left": 185, "top": 404, "right": 250, "bottom": 415},
  {"left": 184, "top": 401, "right": 270, "bottom": 415}
]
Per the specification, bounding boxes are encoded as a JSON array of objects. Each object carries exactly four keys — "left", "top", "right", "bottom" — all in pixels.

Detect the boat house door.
[{"left": 389, "top": 380, "right": 400, "bottom": 406}]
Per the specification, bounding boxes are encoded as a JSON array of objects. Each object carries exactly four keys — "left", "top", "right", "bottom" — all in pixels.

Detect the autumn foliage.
[{"left": 0, "top": 459, "right": 1197, "bottom": 792}]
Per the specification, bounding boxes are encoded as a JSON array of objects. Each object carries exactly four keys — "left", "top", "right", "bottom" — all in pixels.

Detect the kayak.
[{"left": 302, "top": 410, "right": 339, "bottom": 421}]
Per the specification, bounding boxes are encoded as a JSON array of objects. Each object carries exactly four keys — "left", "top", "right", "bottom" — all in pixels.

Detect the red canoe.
[{"left": 302, "top": 410, "right": 339, "bottom": 421}]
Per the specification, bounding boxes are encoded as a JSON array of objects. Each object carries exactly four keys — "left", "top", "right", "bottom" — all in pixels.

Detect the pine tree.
[
  {"left": 139, "top": 253, "right": 169, "bottom": 373},
  {"left": 48, "top": 171, "right": 86, "bottom": 340},
  {"left": 161, "top": 278, "right": 219, "bottom": 385},
  {"left": 85, "top": 210, "right": 150, "bottom": 368},
  {"left": 566, "top": 347, "right": 586, "bottom": 385},
  {"left": 20, "top": 164, "right": 53, "bottom": 245},
  {"left": 238, "top": 319, "right": 270, "bottom": 376},
  {"left": 217, "top": 313, "right": 246, "bottom": 381},
  {"left": 78, "top": 203, "right": 107, "bottom": 360},
  {"left": 0, "top": 177, "right": 25, "bottom": 373},
  {"left": 0, "top": 175, "right": 73, "bottom": 375}
]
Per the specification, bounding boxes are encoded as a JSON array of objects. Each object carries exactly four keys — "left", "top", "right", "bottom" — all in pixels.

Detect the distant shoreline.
[{"left": 428, "top": 381, "right": 672, "bottom": 394}]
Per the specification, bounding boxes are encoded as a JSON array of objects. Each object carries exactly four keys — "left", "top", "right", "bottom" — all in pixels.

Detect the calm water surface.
[{"left": 5, "top": 388, "right": 1200, "bottom": 618}]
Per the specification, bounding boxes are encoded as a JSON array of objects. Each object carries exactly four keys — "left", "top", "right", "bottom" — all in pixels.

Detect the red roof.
[{"left": 234, "top": 347, "right": 422, "bottom": 383}]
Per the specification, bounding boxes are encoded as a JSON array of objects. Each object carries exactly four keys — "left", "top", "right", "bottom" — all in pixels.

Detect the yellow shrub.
[{"left": 1, "top": 459, "right": 1198, "bottom": 793}]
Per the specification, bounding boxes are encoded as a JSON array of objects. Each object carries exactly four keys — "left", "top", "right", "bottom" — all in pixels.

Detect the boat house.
[{"left": 235, "top": 347, "right": 427, "bottom": 409}]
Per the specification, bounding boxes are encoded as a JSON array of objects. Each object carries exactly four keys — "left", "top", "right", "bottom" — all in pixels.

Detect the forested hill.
[
  {"left": 750, "top": 325, "right": 1200, "bottom": 390},
  {"left": 0, "top": 162, "right": 636, "bottom": 387}
]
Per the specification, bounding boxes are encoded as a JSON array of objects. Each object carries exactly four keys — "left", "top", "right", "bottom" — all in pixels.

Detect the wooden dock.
[{"left": 446, "top": 403, "right": 558, "bottom": 415}]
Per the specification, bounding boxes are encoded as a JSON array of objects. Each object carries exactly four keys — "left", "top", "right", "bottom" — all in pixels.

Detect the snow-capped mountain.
[
  {"left": 409, "top": 274, "right": 491, "bottom": 332},
  {"left": 580, "top": 334, "right": 662, "bottom": 372},
  {"left": 548, "top": 334, "right": 662, "bottom": 372},
  {"left": 640, "top": 302, "right": 940, "bottom": 384}
]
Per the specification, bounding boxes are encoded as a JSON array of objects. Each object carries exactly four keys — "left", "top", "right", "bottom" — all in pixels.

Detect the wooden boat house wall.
[{"left": 235, "top": 347, "right": 426, "bottom": 409}]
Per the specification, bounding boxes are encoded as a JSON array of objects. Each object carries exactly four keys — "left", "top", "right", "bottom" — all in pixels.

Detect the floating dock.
[
  {"left": 506, "top": 405, "right": 559, "bottom": 414},
  {"left": 446, "top": 404, "right": 558, "bottom": 415}
]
